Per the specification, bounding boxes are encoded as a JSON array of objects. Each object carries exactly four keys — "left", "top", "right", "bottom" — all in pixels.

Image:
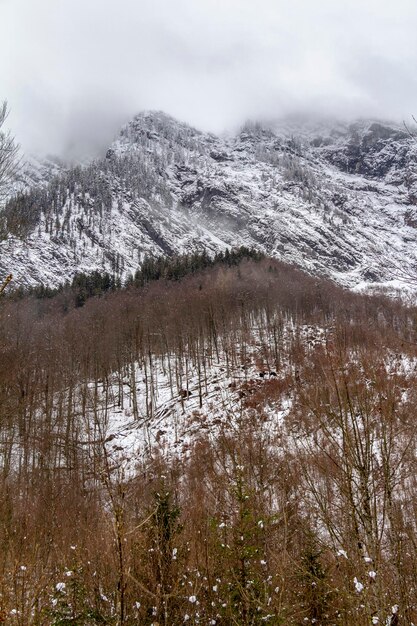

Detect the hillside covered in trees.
[
  {"left": 1, "top": 254, "right": 417, "bottom": 625},
  {"left": 3, "top": 111, "right": 417, "bottom": 293}
]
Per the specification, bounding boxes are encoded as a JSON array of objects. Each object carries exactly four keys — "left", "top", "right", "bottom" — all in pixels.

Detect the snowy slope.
[
  {"left": 2, "top": 111, "right": 417, "bottom": 291},
  {"left": 8, "top": 154, "right": 65, "bottom": 197}
]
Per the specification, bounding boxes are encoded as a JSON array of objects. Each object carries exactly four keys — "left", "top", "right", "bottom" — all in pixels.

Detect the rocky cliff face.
[{"left": 1, "top": 111, "right": 417, "bottom": 291}]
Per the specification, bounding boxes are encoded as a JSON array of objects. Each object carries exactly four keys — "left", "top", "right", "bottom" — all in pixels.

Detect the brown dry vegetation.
[{"left": 1, "top": 258, "right": 417, "bottom": 625}]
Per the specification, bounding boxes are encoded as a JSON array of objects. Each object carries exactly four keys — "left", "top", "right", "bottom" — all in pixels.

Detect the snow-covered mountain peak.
[{"left": 3, "top": 110, "right": 417, "bottom": 293}]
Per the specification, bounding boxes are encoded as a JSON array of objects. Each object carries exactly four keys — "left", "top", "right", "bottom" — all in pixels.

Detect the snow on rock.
[{"left": 2, "top": 111, "right": 417, "bottom": 292}]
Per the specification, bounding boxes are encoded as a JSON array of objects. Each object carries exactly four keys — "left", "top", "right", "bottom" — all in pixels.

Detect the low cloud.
[{"left": 2, "top": 0, "right": 417, "bottom": 157}]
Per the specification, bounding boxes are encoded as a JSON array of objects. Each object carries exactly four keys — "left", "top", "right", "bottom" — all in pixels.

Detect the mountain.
[
  {"left": 2, "top": 111, "right": 417, "bottom": 290},
  {"left": 6, "top": 154, "right": 65, "bottom": 198}
]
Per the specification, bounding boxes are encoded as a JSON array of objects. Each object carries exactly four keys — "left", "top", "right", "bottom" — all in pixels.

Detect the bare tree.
[
  {"left": 0, "top": 100, "right": 19, "bottom": 200},
  {"left": 0, "top": 102, "right": 18, "bottom": 291}
]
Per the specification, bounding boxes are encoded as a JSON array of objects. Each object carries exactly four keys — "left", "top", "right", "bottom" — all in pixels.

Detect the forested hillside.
[
  {"left": 1, "top": 255, "right": 417, "bottom": 625},
  {"left": 3, "top": 111, "right": 417, "bottom": 292}
]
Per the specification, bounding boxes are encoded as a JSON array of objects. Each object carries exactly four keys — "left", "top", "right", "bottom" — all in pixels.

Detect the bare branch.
[
  {"left": 0, "top": 273, "right": 12, "bottom": 295},
  {"left": 0, "top": 100, "right": 20, "bottom": 200}
]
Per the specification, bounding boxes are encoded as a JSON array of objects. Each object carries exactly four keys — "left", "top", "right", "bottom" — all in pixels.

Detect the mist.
[{"left": 2, "top": 0, "right": 417, "bottom": 158}]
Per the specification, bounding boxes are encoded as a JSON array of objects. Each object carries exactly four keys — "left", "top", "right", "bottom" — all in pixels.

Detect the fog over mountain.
[
  {"left": 6, "top": 4, "right": 417, "bottom": 623},
  {"left": 3, "top": 110, "right": 417, "bottom": 295},
  {"left": 2, "top": 0, "right": 417, "bottom": 158}
]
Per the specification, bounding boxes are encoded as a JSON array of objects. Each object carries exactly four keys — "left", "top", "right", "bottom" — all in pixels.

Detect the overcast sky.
[{"left": 2, "top": 0, "right": 417, "bottom": 157}]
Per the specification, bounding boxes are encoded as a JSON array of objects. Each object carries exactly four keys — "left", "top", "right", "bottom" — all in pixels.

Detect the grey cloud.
[{"left": 2, "top": 0, "right": 417, "bottom": 157}]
